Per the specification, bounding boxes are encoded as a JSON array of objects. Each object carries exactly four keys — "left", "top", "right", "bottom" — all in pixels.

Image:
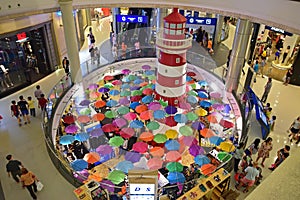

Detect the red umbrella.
[
  {"left": 140, "top": 110, "right": 153, "bottom": 120},
  {"left": 94, "top": 100, "right": 106, "bottom": 108},
  {"left": 220, "top": 119, "right": 235, "bottom": 128},
  {"left": 123, "top": 112, "right": 137, "bottom": 120},
  {"left": 187, "top": 71, "right": 196, "bottom": 76},
  {"left": 130, "top": 95, "right": 142, "bottom": 102},
  {"left": 201, "top": 164, "right": 217, "bottom": 176},
  {"left": 139, "top": 132, "right": 154, "bottom": 142},
  {"left": 103, "top": 75, "right": 114, "bottom": 81},
  {"left": 102, "top": 124, "right": 117, "bottom": 133},
  {"left": 120, "top": 127, "right": 135, "bottom": 139},
  {"left": 132, "top": 142, "right": 148, "bottom": 153},
  {"left": 112, "top": 80, "right": 122, "bottom": 85},
  {"left": 135, "top": 105, "right": 148, "bottom": 114},
  {"left": 92, "top": 113, "right": 105, "bottom": 121},
  {"left": 165, "top": 151, "right": 181, "bottom": 162},
  {"left": 142, "top": 88, "right": 153, "bottom": 95},
  {"left": 149, "top": 147, "right": 165, "bottom": 157},
  {"left": 147, "top": 157, "right": 163, "bottom": 170},
  {"left": 164, "top": 116, "right": 178, "bottom": 127},
  {"left": 63, "top": 115, "right": 76, "bottom": 124},
  {"left": 77, "top": 115, "right": 91, "bottom": 123},
  {"left": 200, "top": 128, "right": 216, "bottom": 138}
]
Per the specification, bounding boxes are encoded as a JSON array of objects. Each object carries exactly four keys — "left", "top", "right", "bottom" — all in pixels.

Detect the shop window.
[
  {"left": 164, "top": 29, "right": 169, "bottom": 34},
  {"left": 177, "top": 24, "right": 182, "bottom": 29},
  {"left": 170, "top": 30, "right": 175, "bottom": 35},
  {"left": 175, "top": 80, "right": 179, "bottom": 85},
  {"left": 176, "top": 58, "right": 180, "bottom": 63},
  {"left": 165, "top": 22, "right": 169, "bottom": 28},
  {"left": 176, "top": 30, "right": 182, "bottom": 35},
  {"left": 170, "top": 23, "right": 176, "bottom": 29}
]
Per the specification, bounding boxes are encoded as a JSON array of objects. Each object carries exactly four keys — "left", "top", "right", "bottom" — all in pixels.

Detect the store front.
[{"left": 0, "top": 22, "right": 58, "bottom": 98}]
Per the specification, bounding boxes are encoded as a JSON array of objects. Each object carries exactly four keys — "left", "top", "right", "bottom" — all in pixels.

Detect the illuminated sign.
[
  {"left": 130, "top": 184, "right": 155, "bottom": 195},
  {"left": 116, "top": 15, "right": 148, "bottom": 23},
  {"left": 265, "top": 26, "right": 293, "bottom": 36},
  {"left": 186, "top": 17, "right": 217, "bottom": 25},
  {"left": 17, "top": 32, "right": 27, "bottom": 40}
]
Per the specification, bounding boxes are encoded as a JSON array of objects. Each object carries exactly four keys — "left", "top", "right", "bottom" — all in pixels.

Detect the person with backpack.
[{"left": 17, "top": 95, "right": 30, "bottom": 124}]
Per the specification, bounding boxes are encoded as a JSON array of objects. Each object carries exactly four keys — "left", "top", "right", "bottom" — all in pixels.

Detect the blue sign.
[
  {"left": 186, "top": 17, "right": 217, "bottom": 25},
  {"left": 116, "top": 15, "right": 148, "bottom": 24},
  {"left": 265, "top": 26, "right": 293, "bottom": 36}
]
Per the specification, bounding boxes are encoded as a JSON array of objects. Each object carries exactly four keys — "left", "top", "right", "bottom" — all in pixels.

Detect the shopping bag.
[{"left": 36, "top": 181, "right": 44, "bottom": 191}]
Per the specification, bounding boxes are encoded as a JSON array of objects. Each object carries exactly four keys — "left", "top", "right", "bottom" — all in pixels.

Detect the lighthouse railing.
[{"left": 156, "top": 32, "right": 193, "bottom": 50}]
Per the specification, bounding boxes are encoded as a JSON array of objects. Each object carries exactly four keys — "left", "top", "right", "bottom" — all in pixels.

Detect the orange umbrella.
[
  {"left": 90, "top": 91, "right": 100, "bottom": 99},
  {"left": 88, "top": 173, "right": 102, "bottom": 182},
  {"left": 94, "top": 100, "right": 106, "bottom": 108},
  {"left": 103, "top": 75, "right": 114, "bottom": 81},
  {"left": 207, "top": 115, "right": 218, "bottom": 123},
  {"left": 200, "top": 128, "right": 216, "bottom": 138},
  {"left": 165, "top": 151, "right": 181, "bottom": 162},
  {"left": 149, "top": 147, "right": 165, "bottom": 157},
  {"left": 78, "top": 115, "right": 91, "bottom": 123},
  {"left": 201, "top": 164, "right": 217, "bottom": 176},
  {"left": 139, "top": 132, "right": 154, "bottom": 142},
  {"left": 181, "top": 151, "right": 194, "bottom": 166},
  {"left": 140, "top": 82, "right": 148, "bottom": 87},
  {"left": 84, "top": 152, "right": 101, "bottom": 164},
  {"left": 135, "top": 104, "right": 148, "bottom": 114},
  {"left": 92, "top": 113, "right": 105, "bottom": 121},
  {"left": 140, "top": 110, "right": 153, "bottom": 120}
]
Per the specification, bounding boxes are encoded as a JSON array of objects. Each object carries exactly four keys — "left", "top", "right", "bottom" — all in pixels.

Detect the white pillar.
[{"left": 156, "top": 8, "right": 168, "bottom": 33}]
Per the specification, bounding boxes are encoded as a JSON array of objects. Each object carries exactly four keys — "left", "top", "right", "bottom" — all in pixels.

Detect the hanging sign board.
[
  {"left": 186, "top": 17, "right": 217, "bottom": 25},
  {"left": 116, "top": 14, "right": 148, "bottom": 24},
  {"left": 265, "top": 26, "right": 293, "bottom": 36}
]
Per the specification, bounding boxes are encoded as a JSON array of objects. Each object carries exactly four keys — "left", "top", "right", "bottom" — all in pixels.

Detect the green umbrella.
[
  {"left": 120, "top": 90, "right": 131, "bottom": 97},
  {"left": 140, "top": 84, "right": 153, "bottom": 91},
  {"left": 104, "top": 83, "right": 114, "bottom": 88},
  {"left": 166, "top": 162, "right": 183, "bottom": 172},
  {"left": 117, "top": 106, "right": 130, "bottom": 115},
  {"left": 217, "top": 152, "right": 232, "bottom": 162},
  {"left": 190, "top": 83, "right": 196, "bottom": 89},
  {"left": 85, "top": 89, "right": 91, "bottom": 95},
  {"left": 131, "top": 90, "right": 142, "bottom": 96},
  {"left": 105, "top": 110, "right": 118, "bottom": 118},
  {"left": 188, "top": 90, "right": 198, "bottom": 96},
  {"left": 179, "top": 125, "right": 193, "bottom": 136},
  {"left": 80, "top": 108, "right": 91, "bottom": 115},
  {"left": 107, "top": 170, "right": 126, "bottom": 184},
  {"left": 153, "top": 134, "right": 168, "bottom": 143},
  {"left": 186, "top": 112, "right": 198, "bottom": 121},
  {"left": 109, "top": 136, "right": 124, "bottom": 147},
  {"left": 128, "top": 75, "right": 137, "bottom": 81},
  {"left": 148, "top": 75, "right": 156, "bottom": 80},
  {"left": 147, "top": 121, "right": 160, "bottom": 130},
  {"left": 159, "top": 99, "right": 168, "bottom": 107}
]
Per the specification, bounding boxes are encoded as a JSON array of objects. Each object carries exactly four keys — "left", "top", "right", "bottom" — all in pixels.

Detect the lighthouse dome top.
[{"left": 164, "top": 10, "right": 186, "bottom": 23}]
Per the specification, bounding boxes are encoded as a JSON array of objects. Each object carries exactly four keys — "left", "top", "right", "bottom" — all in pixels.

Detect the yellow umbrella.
[
  {"left": 92, "top": 164, "right": 110, "bottom": 178},
  {"left": 98, "top": 79, "right": 105, "bottom": 87},
  {"left": 195, "top": 108, "right": 208, "bottom": 116},
  {"left": 181, "top": 151, "right": 195, "bottom": 166},
  {"left": 165, "top": 129, "right": 178, "bottom": 139},
  {"left": 218, "top": 141, "right": 236, "bottom": 152}
]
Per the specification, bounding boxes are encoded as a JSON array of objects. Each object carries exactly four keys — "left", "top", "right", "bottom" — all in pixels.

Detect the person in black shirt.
[
  {"left": 17, "top": 95, "right": 30, "bottom": 124},
  {"left": 269, "top": 145, "right": 290, "bottom": 171},
  {"left": 62, "top": 57, "right": 70, "bottom": 76},
  {"left": 6, "top": 154, "right": 23, "bottom": 183}
]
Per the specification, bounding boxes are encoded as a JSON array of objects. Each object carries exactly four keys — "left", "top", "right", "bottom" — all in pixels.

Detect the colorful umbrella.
[
  {"left": 130, "top": 120, "right": 144, "bottom": 129},
  {"left": 210, "top": 91, "right": 222, "bottom": 99},
  {"left": 96, "top": 144, "right": 113, "bottom": 156},
  {"left": 127, "top": 74, "right": 137, "bottom": 81},
  {"left": 142, "top": 95, "right": 154, "bottom": 104},
  {"left": 94, "top": 164, "right": 110, "bottom": 178},
  {"left": 79, "top": 99, "right": 91, "bottom": 106},
  {"left": 212, "top": 103, "right": 225, "bottom": 111},
  {"left": 83, "top": 152, "right": 100, "bottom": 164},
  {"left": 113, "top": 118, "right": 127, "bottom": 128},
  {"left": 65, "top": 124, "right": 79, "bottom": 134},
  {"left": 130, "top": 102, "right": 140, "bottom": 109},
  {"left": 186, "top": 112, "right": 198, "bottom": 121},
  {"left": 107, "top": 170, "right": 126, "bottom": 185},
  {"left": 122, "top": 77, "right": 130, "bottom": 83},
  {"left": 135, "top": 104, "right": 148, "bottom": 114},
  {"left": 147, "top": 157, "right": 163, "bottom": 170},
  {"left": 100, "top": 180, "right": 115, "bottom": 193},
  {"left": 116, "top": 160, "right": 134, "bottom": 173},
  {"left": 167, "top": 172, "right": 185, "bottom": 184},
  {"left": 59, "top": 135, "right": 75, "bottom": 145},
  {"left": 198, "top": 91, "right": 209, "bottom": 98},
  {"left": 63, "top": 115, "right": 76, "bottom": 124},
  {"left": 106, "top": 99, "right": 118, "bottom": 107},
  {"left": 123, "top": 112, "right": 137, "bottom": 120},
  {"left": 77, "top": 115, "right": 91, "bottom": 123},
  {"left": 179, "top": 125, "right": 193, "bottom": 136},
  {"left": 88, "top": 83, "right": 99, "bottom": 90},
  {"left": 112, "top": 80, "right": 122, "bottom": 86},
  {"left": 132, "top": 90, "right": 142, "bottom": 96},
  {"left": 174, "top": 114, "right": 188, "bottom": 124},
  {"left": 74, "top": 132, "right": 90, "bottom": 142},
  {"left": 102, "top": 124, "right": 117, "bottom": 133},
  {"left": 192, "top": 121, "right": 205, "bottom": 130},
  {"left": 109, "top": 89, "right": 120, "bottom": 96},
  {"left": 139, "top": 132, "right": 154, "bottom": 142},
  {"left": 187, "top": 90, "right": 198, "bottom": 96},
  {"left": 165, "top": 116, "right": 178, "bottom": 127},
  {"left": 195, "top": 108, "right": 208, "bottom": 116},
  {"left": 103, "top": 75, "right": 114, "bottom": 81},
  {"left": 207, "top": 115, "right": 218, "bottom": 123},
  {"left": 140, "top": 82, "right": 149, "bottom": 87},
  {"left": 200, "top": 100, "right": 212, "bottom": 108},
  {"left": 146, "top": 121, "right": 160, "bottom": 130},
  {"left": 187, "top": 95, "right": 198, "bottom": 104},
  {"left": 223, "top": 104, "right": 231, "bottom": 113},
  {"left": 166, "top": 162, "right": 183, "bottom": 172},
  {"left": 182, "top": 151, "right": 195, "bottom": 166},
  {"left": 125, "top": 151, "right": 141, "bottom": 163},
  {"left": 117, "top": 106, "right": 130, "bottom": 115},
  {"left": 153, "top": 110, "right": 166, "bottom": 119},
  {"left": 90, "top": 91, "right": 100, "bottom": 99},
  {"left": 79, "top": 108, "right": 91, "bottom": 115},
  {"left": 109, "top": 136, "right": 124, "bottom": 147},
  {"left": 104, "top": 83, "right": 114, "bottom": 89},
  {"left": 130, "top": 95, "right": 142, "bottom": 102},
  {"left": 120, "top": 90, "right": 131, "bottom": 97},
  {"left": 70, "top": 159, "right": 88, "bottom": 171},
  {"left": 94, "top": 100, "right": 106, "bottom": 108},
  {"left": 200, "top": 128, "right": 216, "bottom": 138},
  {"left": 148, "top": 102, "right": 162, "bottom": 111},
  {"left": 132, "top": 142, "right": 148, "bottom": 153},
  {"left": 140, "top": 110, "right": 153, "bottom": 121},
  {"left": 130, "top": 86, "right": 141, "bottom": 91},
  {"left": 219, "top": 141, "right": 236, "bottom": 152},
  {"left": 166, "top": 151, "right": 181, "bottom": 162},
  {"left": 189, "top": 144, "right": 205, "bottom": 157},
  {"left": 165, "top": 105, "right": 178, "bottom": 115},
  {"left": 198, "top": 80, "right": 208, "bottom": 86},
  {"left": 98, "top": 87, "right": 110, "bottom": 93},
  {"left": 90, "top": 128, "right": 104, "bottom": 137},
  {"left": 187, "top": 71, "right": 196, "bottom": 76},
  {"left": 149, "top": 147, "right": 165, "bottom": 157},
  {"left": 165, "top": 129, "right": 178, "bottom": 139},
  {"left": 134, "top": 79, "right": 143, "bottom": 84},
  {"left": 201, "top": 164, "right": 217, "bottom": 176},
  {"left": 119, "top": 97, "right": 130, "bottom": 105},
  {"left": 153, "top": 134, "right": 168, "bottom": 143},
  {"left": 121, "top": 83, "right": 130, "bottom": 89},
  {"left": 165, "top": 140, "right": 180, "bottom": 151},
  {"left": 194, "top": 155, "right": 210, "bottom": 167},
  {"left": 179, "top": 136, "right": 198, "bottom": 146},
  {"left": 178, "top": 101, "right": 191, "bottom": 110},
  {"left": 122, "top": 69, "right": 131, "bottom": 75},
  {"left": 105, "top": 110, "right": 118, "bottom": 118},
  {"left": 144, "top": 70, "right": 154, "bottom": 76},
  {"left": 209, "top": 136, "right": 224, "bottom": 146},
  {"left": 220, "top": 119, "right": 235, "bottom": 128},
  {"left": 120, "top": 127, "right": 135, "bottom": 139},
  {"left": 142, "top": 65, "right": 151, "bottom": 70},
  {"left": 142, "top": 88, "right": 153, "bottom": 95}
]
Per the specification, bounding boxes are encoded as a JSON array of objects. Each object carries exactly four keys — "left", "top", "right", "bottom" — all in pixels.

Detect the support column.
[
  {"left": 225, "top": 19, "right": 252, "bottom": 93},
  {"left": 214, "top": 14, "right": 223, "bottom": 45},
  {"left": 112, "top": 8, "right": 120, "bottom": 35},
  {"left": 156, "top": 8, "right": 168, "bottom": 33},
  {"left": 85, "top": 8, "right": 92, "bottom": 26},
  {"left": 59, "top": 0, "right": 82, "bottom": 83}
]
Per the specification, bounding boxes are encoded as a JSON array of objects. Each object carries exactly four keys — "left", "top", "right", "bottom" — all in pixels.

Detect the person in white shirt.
[{"left": 236, "top": 161, "right": 259, "bottom": 193}]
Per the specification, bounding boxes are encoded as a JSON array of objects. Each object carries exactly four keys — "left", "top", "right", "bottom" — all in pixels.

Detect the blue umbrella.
[
  {"left": 59, "top": 135, "right": 75, "bottom": 145},
  {"left": 194, "top": 155, "right": 210, "bottom": 167},
  {"left": 142, "top": 96, "right": 154, "bottom": 104},
  {"left": 134, "top": 79, "right": 143, "bottom": 84},
  {"left": 130, "top": 86, "right": 141, "bottom": 91},
  {"left": 167, "top": 172, "right": 186, "bottom": 184},
  {"left": 74, "top": 132, "right": 90, "bottom": 142},
  {"left": 198, "top": 80, "right": 208, "bottom": 86},
  {"left": 174, "top": 114, "right": 188, "bottom": 124},
  {"left": 106, "top": 99, "right": 118, "bottom": 107},
  {"left": 151, "top": 84, "right": 155, "bottom": 90},
  {"left": 122, "top": 77, "right": 130, "bottom": 83},
  {"left": 223, "top": 104, "right": 231, "bottom": 113},
  {"left": 130, "top": 120, "right": 144, "bottom": 129},
  {"left": 198, "top": 91, "right": 209, "bottom": 98},
  {"left": 199, "top": 100, "right": 212, "bottom": 108},
  {"left": 109, "top": 90, "right": 120, "bottom": 96},
  {"left": 70, "top": 159, "right": 88, "bottom": 171},
  {"left": 153, "top": 110, "right": 166, "bottom": 119},
  {"left": 121, "top": 83, "right": 130, "bottom": 89},
  {"left": 98, "top": 87, "right": 110, "bottom": 93},
  {"left": 209, "top": 136, "right": 224, "bottom": 146},
  {"left": 165, "top": 140, "right": 180, "bottom": 151},
  {"left": 130, "top": 102, "right": 140, "bottom": 109},
  {"left": 116, "top": 160, "right": 134, "bottom": 173},
  {"left": 165, "top": 105, "right": 178, "bottom": 115},
  {"left": 145, "top": 70, "right": 154, "bottom": 76},
  {"left": 186, "top": 76, "right": 193, "bottom": 81},
  {"left": 187, "top": 95, "right": 198, "bottom": 104}
]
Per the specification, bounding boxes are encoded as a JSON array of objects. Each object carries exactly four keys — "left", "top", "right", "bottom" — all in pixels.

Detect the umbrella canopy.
[
  {"left": 140, "top": 110, "right": 153, "bottom": 121},
  {"left": 187, "top": 90, "right": 198, "bottom": 96},
  {"left": 134, "top": 78, "right": 143, "bottom": 85},
  {"left": 132, "top": 142, "right": 148, "bottom": 153},
  {"left": 149, "top": 147, "right": 165, "bottom": 157},
  {"left": 94, "top": 100, "right": 106, "bottom": 108},
  {"left": 223, "top": 104, "right": 232, "bottom": 113},
  {"left": 70, "top": 159, "right": 88, "bottom": 171},
  {"left": 79, "top": 99, "right": 91, "bottom": 106},
  {"left": 83, "top": 152, "right": 101, "bottom": 164},
  {"left": 120, "top": 127, "right": 135, "bottom": 139},
  {"left": 116, "top": 160, "right": 134, "bottom": 173},
  {"left": 65, "top": 125, "right": 79, "bottom": 134},
  {"left": 88, "top": 83, "right": 99, "bottom": 90},
  {"left": 164, "top": 116, "right": 178, "bottom": 127},
  {"left": 148, "top": 102, "right": 162, "bottom": 111},
  {"left": 130, "top": 102, "right": 140, "bottom": 110},
  {"left": 200, "top": 128, "right": 216, "bottom": 138},
  {"left": 142, "top": 88, "right": 153, "bottom": 95},
  {"left": 121, "top": 83, "right": 130, "bottom": 89},
  {"left": 90, "top": 91, "right": 100, "bottom": 99},
  {"left": 209, "top": 136, "right": 224, "bottom": 146},
  {"left": 142, "top": 65, "right": 151, "bottom": 70},
  {"left": 102, "top": 124, "right": 117, "bottom": 133},
  {"left": 117, "top": 106, "right": 130, "bottom": 115},
  {"left": 207, "top": 115, "right": 219, "bottom": 123},
  {"left": 195, "top": 108, "right": 208, "bottom": 117},
  {"left": 103, "top": 75, "right": 114, "bottom": 81},
  {"left": 153, "top": 134, "right": 168, "bottom": 143},
  {"left": 167, "top": 172, "right": 185, "bottom": 184},
  {"left": 109, "top": 89, "right": 120, "bottom": 96},
  {"left": 178, "top": 101, "right": 191, "bottom": 110},
  {"left": 98, "top": 87, "right": 110, "bottom": 93},
  {"left": 210, "top": 91, "right": 222, "bottom": 99},
  {"left": 127, "top": 74, "right": 137, "bottom": 81},
  {"left": 146, "top": 121, "right": 160, "bottom": 130},
  {"left": 109, "top": 136, "right": 124, "bottom": 147},
  {"left": 135, "top": 104, "right": 148, "bottom": 114},
  {"left": 130, "top": 95, "right": 142, "bottom": 102},
  {"left": 165, "top": 140, "right": 180, "bottom": 151},
  {"left": 113, "top": 118, "right": 128, "bottom": 128},
  {"left": 165, "top": 105, "right": 178, "bottom": 115},
  {"left": 200, "top": 100, "right": 212, "bottom": 108},
  {"left": 119, "top": 97, "right": 130, "bottom": 105},
  {"left": 165, "top": 130, "right": 178, "bottom": 139},
  {"left": 80, "top": 108, "right": 91, "bottom": 115},
  {"left": 130, "top": 120, "right": 144, "bottom": 129},
  {"left": 142, "top": 95, "right": 154, "bottom": 104},
  {"left": 186, "top": 112, "right": 198, "bottom": 121},
  {"left": 104, "top": 83, "right": 114, "bottom": 89},
  {"left": 187, "top": 71, "right": 196, "bottom": 76},
  {"left": 194, "top": 155, "right": 210, "bottom": 167},
  {"left": 189, "top": 144, "right": 205, "bottom": 157},
  {"left": 166, "top": 151, "right": 181, "bottom": 162},
  {"left": 75, "top": 132, "right": 90, "bottom": 142},
  {"left": 112, "top": 80, "right": 122, "bottom": 86},
  {"left": 60, "top": 135, "right": 75, "bottom": 145},
  {"left": 130, "top": 85, "right": 141, "bottom": 91},
  {"left": 182, "top": 152, "right": 195, "bottom": 166},
  {"left": 147, "top": 157, "right": 163, "bottom": 170},
  {"left": 131, "top": 90, "right": 142, "bottom": 96},
  {"left": 125, "top": 151, "right": 141, "bottom": 163},
  {"left": 219, "top": 141, "right": 236, "bottom": 152},
  {"left": 105, "top": 110, "right": 118, "bottom": 118},
  {"left": 198, "top": 80, "right": 208, "bottom": 86},
  {"left": 174, "top": 114, "right": 188, "bottom": 124},
  {"left": 106, "top": 99, "right": 118, "bottom": 107},
  {"left": 63, "top": 115, "right": 76, "bottom": 124},
  {"left": 212, "top": 103, "right": 225, "bottom": 111},
  {"left": 166, "top": 162, "right": 183, "bottom": 172},
  {"left": 107, "top": 170, "right": 126, "bottom": 185},
  {"left": 179, "top": 136, "right": 198, "bottom": 146},
  {"left": 122, "top": 69, "right": 131, "bottom": 74},
  {"left": 96, "top": 144, "right": 113, "bottom": 156},
  {"left": 145, "top": 70, "right": 155, "bottom": 76},
  {"left": 100, "top": 180, "right": 115, "bottom": 193},
  {"left": 153, "top": 110, "right": 166, "bottom": 119},
  {"left": 220, "top": 119, "right": 235, "bottom": 128},
  {"left": 123, "top": 112, "right": 137, "bottom": 120},
  {"left": 90, "top": 128, "right": 104, "bottom": 137},
  {"left": 120, "top": 90, "right": 131, "bottom": 97},
  {"left": 201, "top": 164, "right": 217, "bottom": 176},
  {"left": 198, "top": 91, "right": 209, "bottom": 98},
  {"left": 139, "top": 132, "right": 154, "bottom": 142},
  {"left": 77, "top": 115, "right": 91, "bottom": 123},
  {"left": 179, "top": 125, "right": 193, "bottom": 136},
  {"left": 94, "top": 164, "right": 110, "bottom": 178},
  {"left": 192, "top": 121, "right": 205, "bottom": 130}
]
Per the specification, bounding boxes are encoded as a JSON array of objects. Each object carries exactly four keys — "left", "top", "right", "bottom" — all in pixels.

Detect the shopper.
[
  {"left": 233, "top": 142, "right": 245, "bottom": 173},
  {"left": 268, "top": 145, "right": 290, "bottom": 171},
  {"left": 253, "top": 61, "right": 259, "bottom": 83},
  {"left": 269, "top": 115, "right": 277, "bottom": 132},
  {"left": 20, "top": 167, "right": 38, "bottom": 200},
  {"left": 288, "top": 116, "right": 300, "bottom": 143},
  {"left": 27, "top": 96, "right": 36, "bottom": 117},
  {"left": 17, "top": 95, "right": 30, "bottom": 124},
  {"left": 236, "top": 161, "right": 260, "bottom": 193},
  {"left": 245, "top": 138, "right": 260, "bottom": 159},
  {"left": 62, "top": 57, "right": 70, "bottom": 76},
  {"left": 38, "top": 94, "right": 48, "bottom": 112},
  {"left": 6, "top": 154, "right": 23, "bottom": 183},
  {"left": 256, "top": 137, "right": 273, "bottom": 167},
  {"left": 34, "top": 85, "right": 43, "bottom": 100},
  {"left": 11, "top": 100, "right": 22, "bottom": 126},
  {"left": 283, "top": 67, "right": 293, "bottom": 86},
  {"left": 261, "top": 78, "right": 272, "bottom": 103}
]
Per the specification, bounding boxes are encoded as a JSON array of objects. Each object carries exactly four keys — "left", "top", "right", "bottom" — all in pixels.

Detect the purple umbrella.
[
  {"left": 88, "top": 83, "right": 99, "bottom": 90},
  {"left": 210, "top": 91, "right": 222, "bottom": 99},
  {"left": 223, "top": 104, "right": 232, "bottom": 113},
  {"left": 189, "top": 144, "right": 205, "bottom": 157},
  {"left": 96, "top": 144, "right": 113, "bottom": 156},
  {"left": 142, "top": 65, "right": 151, "bottom": 70},
  {"left": 130, "top": 86, "right": 141, "bottom": 91},
  {"left": 65, "top": 124, "right": 79, "bottom": 134},
  {"left": 165, "top": 105, "right": 178, "bottom": 115},
  {"left": 125, "top": 151, "right": 141, "bottom": 163},
  {"left": 178, "top": 101, "right": 191, "bottom": 110},
  {"left": 90, "top": 128, "right": 104, "bottom": 137},
  {"left": 192, "top": 121, "right": 205, "bottom": 130},
  {"left": 98, "top": 87, "right": 110, "bottom": 93},
  {"left": 119, "top": 97, "right": 130, "bottom": 105},
  {"left": 148, "top": 102, "right": 162, "bottom": 111},
  {"left": 113, "top": 118, "right": 128, "bottom": 128},
  {"left": 79, "top": 99, "right": 91, "bottom": 106},
  {"left": 100, "top": 180, "right": 114, "bottom": 193},
  {"left": 122, "top": 69, "right": 131, "bottom": 75},
  {"left": 212, "top": 103, "right": 225, "bottom": 111}
]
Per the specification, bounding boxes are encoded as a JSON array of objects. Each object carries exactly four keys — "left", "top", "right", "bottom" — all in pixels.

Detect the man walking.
[
  {"left": 34, "top": 85, "right": 43, "bottom": 100},
  {"left": 261, "top": 78, "right": 272, "bottom": 103},
  {"left": 236, "top": 161, "right": 260, "bottom": 193},
  {"left": 6, "top": 155, "right": 23, "bottom": 183}
]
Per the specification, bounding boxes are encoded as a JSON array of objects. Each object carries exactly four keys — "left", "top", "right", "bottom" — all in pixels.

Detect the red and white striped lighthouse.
[{"left": 155, "top": 8, "right": 192, "bottom": 106}]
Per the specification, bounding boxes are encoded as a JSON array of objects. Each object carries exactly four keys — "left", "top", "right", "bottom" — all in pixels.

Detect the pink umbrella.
[
  {"left": 142, "top": 88, "right": 153, "bottom": 95},
  {"left": 65, "top": 124, "right": 79, "bottom": 134},
  {"left": 147, "top": 157, "right": 163, "bottom": 170},
  {"left": 112, "top": 80, "right": 122, "bottom": 86},
  {"left": 120, "top": 127, "right": 135, "bottom": 139},
  {"left": 132, "top": 142, "right": 148, "bottom": 153},
  {"left": 179, "top": 136, "right": 198, "bottom": 146},
  {"left": 142, "top": 65, "right": 151, "bottom": 70},
  {"left": 178, "top": 101, "right": 191, "bottom": 110},
  {"left": 123, "top": 112, "right": 137, "bottom": 120},
  {"left": 122, "top": 69, "right": 131, "bottom": 74},
  {"left": 90, "top": 91, "right": 100, "bottom": 99},
  {"left": 77, "top": 115, "right": 91, "bottom": 123},
  {"left": 212, "top": 103, "right": 225, "bottom": 111},
  {"left": 119, "top": 97, "right": 130, "bottom": 105},
  {"left": 112, "top": 118, "right": 127, "bottom": 128},
  {"left": 210, "top": 91, "right": 222, "bottom": 99},
  {"left": 148, "top": 102, "right": 162, "bottom": 111},
  {"left": 165, "top": 151, "right": 181, "bottom": 162}
]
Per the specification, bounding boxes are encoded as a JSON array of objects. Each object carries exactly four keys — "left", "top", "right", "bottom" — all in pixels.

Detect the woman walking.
[
  {"left": 256, "top": 137, "right": 273, "bottom": 167},
  {"left": 233, "top": 142, "right": 245, "bottom": 173},
  {"left": 20, "top": 168, "right": 38, "bottom": 200}
]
